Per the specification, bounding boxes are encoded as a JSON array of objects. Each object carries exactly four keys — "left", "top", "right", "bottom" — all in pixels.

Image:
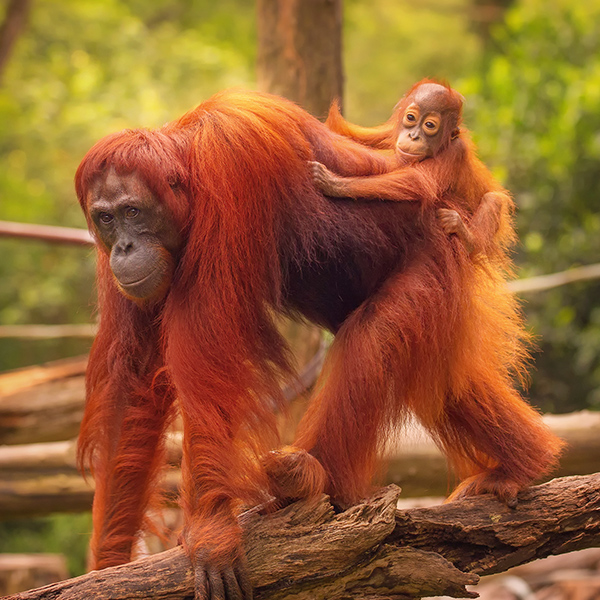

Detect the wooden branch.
[
  {"left": 392, "top": 473, "right": 600, "bottom": 576},
  {"left": 282, "top": 337, "right": 327, "bottom": 401},
  {"left": 1, "top": 219, "right": 598, "bottom": 293},
  {"left": 0, "top": 555, "right": 68, "bottom": 597},
  {"left": 4, "top": 350, "right": 600, "bottom": 455},
  {"left": 0, "top": 438, "right": 181, "bottom": 517},
  {"left": 0, "top": 325, "right": 97, "bottom": 339},
  {"left": 5, "top": 474, "right": 599, "bottom": 600},
  {"left": 384, "top": 410, "right": 600, "bottom": 497},
  {"left": 0, "top": 344, "right": 324, "bottom": 445},
  {"left": 508, "top": 262, "right": 600, "bottom": 293},
  {"left": 0, "top": 356, "right": 88, "bottom": 397}
]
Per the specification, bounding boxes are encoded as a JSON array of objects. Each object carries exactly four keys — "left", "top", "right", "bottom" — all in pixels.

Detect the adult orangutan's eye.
[
  {"left": 125, "top": 207, "right": 140, "bottom": 219},
  {"left": 99, "top": 212, "right": 114, "bottom": 224}
]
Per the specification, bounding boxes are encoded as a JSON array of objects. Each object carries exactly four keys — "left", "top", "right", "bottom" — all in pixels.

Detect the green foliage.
[
  {"left": 0, "top": 513, "right": 92, "bottom": 576},
  {"left": 463, "top": 0, "right": 600, "bottom": 411},
  {"left": 0, "top": 0, "right": 256, "bottom": 371},
  {"left": 344, "top": 0, "right": 482, "bottom": 124}
]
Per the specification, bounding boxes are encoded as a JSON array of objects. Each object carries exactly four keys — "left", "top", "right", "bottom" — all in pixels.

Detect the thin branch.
[
  {"left": 508, "top": 263, "right": 600, "bottom": 293},
  {"left": 3, "top": 412, "right": 600, "bottom": 515},
  {"left": 1, "top": 219, "right": 599, "bottom": 295},
  {"left": 0, "top": 324, "right": 97, "bottom": 339},
  {"left": 2, "top": 260, "right": 600, "bottom": 342},
  {"left": 0, "top": 220, "right": 94, "bottom": 246}
]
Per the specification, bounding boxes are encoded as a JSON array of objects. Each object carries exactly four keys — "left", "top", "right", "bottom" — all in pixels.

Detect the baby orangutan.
[{"left": 315, "top": 80, "right": 514, "bottom": 258}]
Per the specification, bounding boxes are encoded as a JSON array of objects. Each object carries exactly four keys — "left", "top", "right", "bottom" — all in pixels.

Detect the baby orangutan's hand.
[
  {"left": 437, "top": 208, "right": 464, "bottom": 235},
  {"left": 308, "top": 161, "right": 348, "bottom": 198},
  {"left": 437, "top": 208, "right": 474, "bottom": 253}
]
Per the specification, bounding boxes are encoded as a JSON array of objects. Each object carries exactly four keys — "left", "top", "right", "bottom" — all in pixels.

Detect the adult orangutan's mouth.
[{"left": 118, "top": 271, "right": 156, "bottom": 288}]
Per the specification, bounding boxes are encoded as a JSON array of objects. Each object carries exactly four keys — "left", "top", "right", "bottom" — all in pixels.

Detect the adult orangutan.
[{"left": 75, "top": 88, "right": 563, "bottom": 600}]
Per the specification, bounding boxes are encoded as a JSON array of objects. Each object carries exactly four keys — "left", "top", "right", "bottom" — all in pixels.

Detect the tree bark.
[
  {"left": 4, "top": 474, "right": 600, "bottom": 600},
  {"left": 256, "top": 0, "right": 344, "bottom": 118}
]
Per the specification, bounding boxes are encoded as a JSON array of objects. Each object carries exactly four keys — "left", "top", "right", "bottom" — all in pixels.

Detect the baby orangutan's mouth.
[{"left": 396, "top": 147, "right": 427, "bottom": 161}]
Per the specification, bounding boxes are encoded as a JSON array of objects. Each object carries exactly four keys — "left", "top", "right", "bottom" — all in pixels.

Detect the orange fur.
[
  {"left": 262, "top": 446, "right": 327, "bottom": 504},
  {"left": 75, "top": 90, "right": 396, "bottom": 571},
  {"left": 75, "top": 88, "right": 563, "bottom": 579},
  {"left": 295, "top": 80, "right": 564, "bottom": 505},
  {"left": 325, "top": 80, "right": 515, "bottom": 261},
  {"left": 326, "top": 99, "right": 397, "bottom": 149}
]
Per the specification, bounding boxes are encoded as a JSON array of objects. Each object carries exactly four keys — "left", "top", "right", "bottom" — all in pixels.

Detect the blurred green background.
[{"left": 0, "top": 0, "right": 599, "bottom": 576}]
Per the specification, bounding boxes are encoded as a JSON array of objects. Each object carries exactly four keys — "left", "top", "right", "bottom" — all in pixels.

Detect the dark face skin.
[
  {"left": 87, "top": 169, "right": 182, "bottom": 302},
  {"left": 395, "top": 83, "right": 457, "bottom": 162}
]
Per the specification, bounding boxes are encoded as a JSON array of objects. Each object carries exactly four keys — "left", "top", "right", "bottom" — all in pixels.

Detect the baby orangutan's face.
[{"left": 395, "top": 83, "right": 458, "bottom": 161}]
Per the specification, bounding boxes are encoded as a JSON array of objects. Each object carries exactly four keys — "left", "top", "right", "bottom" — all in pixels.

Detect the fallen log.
[
  {"left": 0, "top": 357, "right": 87, "bottom": 445},
  {"left": 384, "top": 410, "right": 600, "bottom": 497},
  {"left": 4, "top": 473, "right": 600, "bottom": 600},
  {"left": 0, "top": 339, "right": 324, "bottom": 446},
  {"left": 0, "top": 554, "right": 68, "bottom": 597},
  {"left": 2, "top": 411, "right": 600, "bottom": 516}
]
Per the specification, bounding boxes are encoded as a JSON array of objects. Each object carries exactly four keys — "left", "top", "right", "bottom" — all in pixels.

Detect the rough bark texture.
[
  {"left": 391, "top": 473, "right": 600, "bottom": 575},
  {"left": 4, "top": 474, "right": 600, "bottom": 600},
  {"left": 256, "top": 0, "right": 344, "bottom": 118}
]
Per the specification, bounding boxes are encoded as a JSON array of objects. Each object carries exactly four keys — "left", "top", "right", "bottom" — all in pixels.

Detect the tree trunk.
[
  {"left": 0, "top": 0, "right": 32, "bottom": 83},
  {"left": 0, "top": 555, "right": 68, "bottom": 597},
  {"left": 256, "top": 0, "right": 344, "bottom": 118}
]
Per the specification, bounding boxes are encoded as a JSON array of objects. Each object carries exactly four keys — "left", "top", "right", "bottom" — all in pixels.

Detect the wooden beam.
[
  {"left": 0, "top": 357, "right": 87, "bottom": 445},
  {"left": 0, "top": 221, "right": 93, "bottom": 246},
  {"left": 508, "top": 263, "right": 600, "bottom": 293},
  {"left": 1, "top": 412, "right": 600, "bottom": 516}
]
